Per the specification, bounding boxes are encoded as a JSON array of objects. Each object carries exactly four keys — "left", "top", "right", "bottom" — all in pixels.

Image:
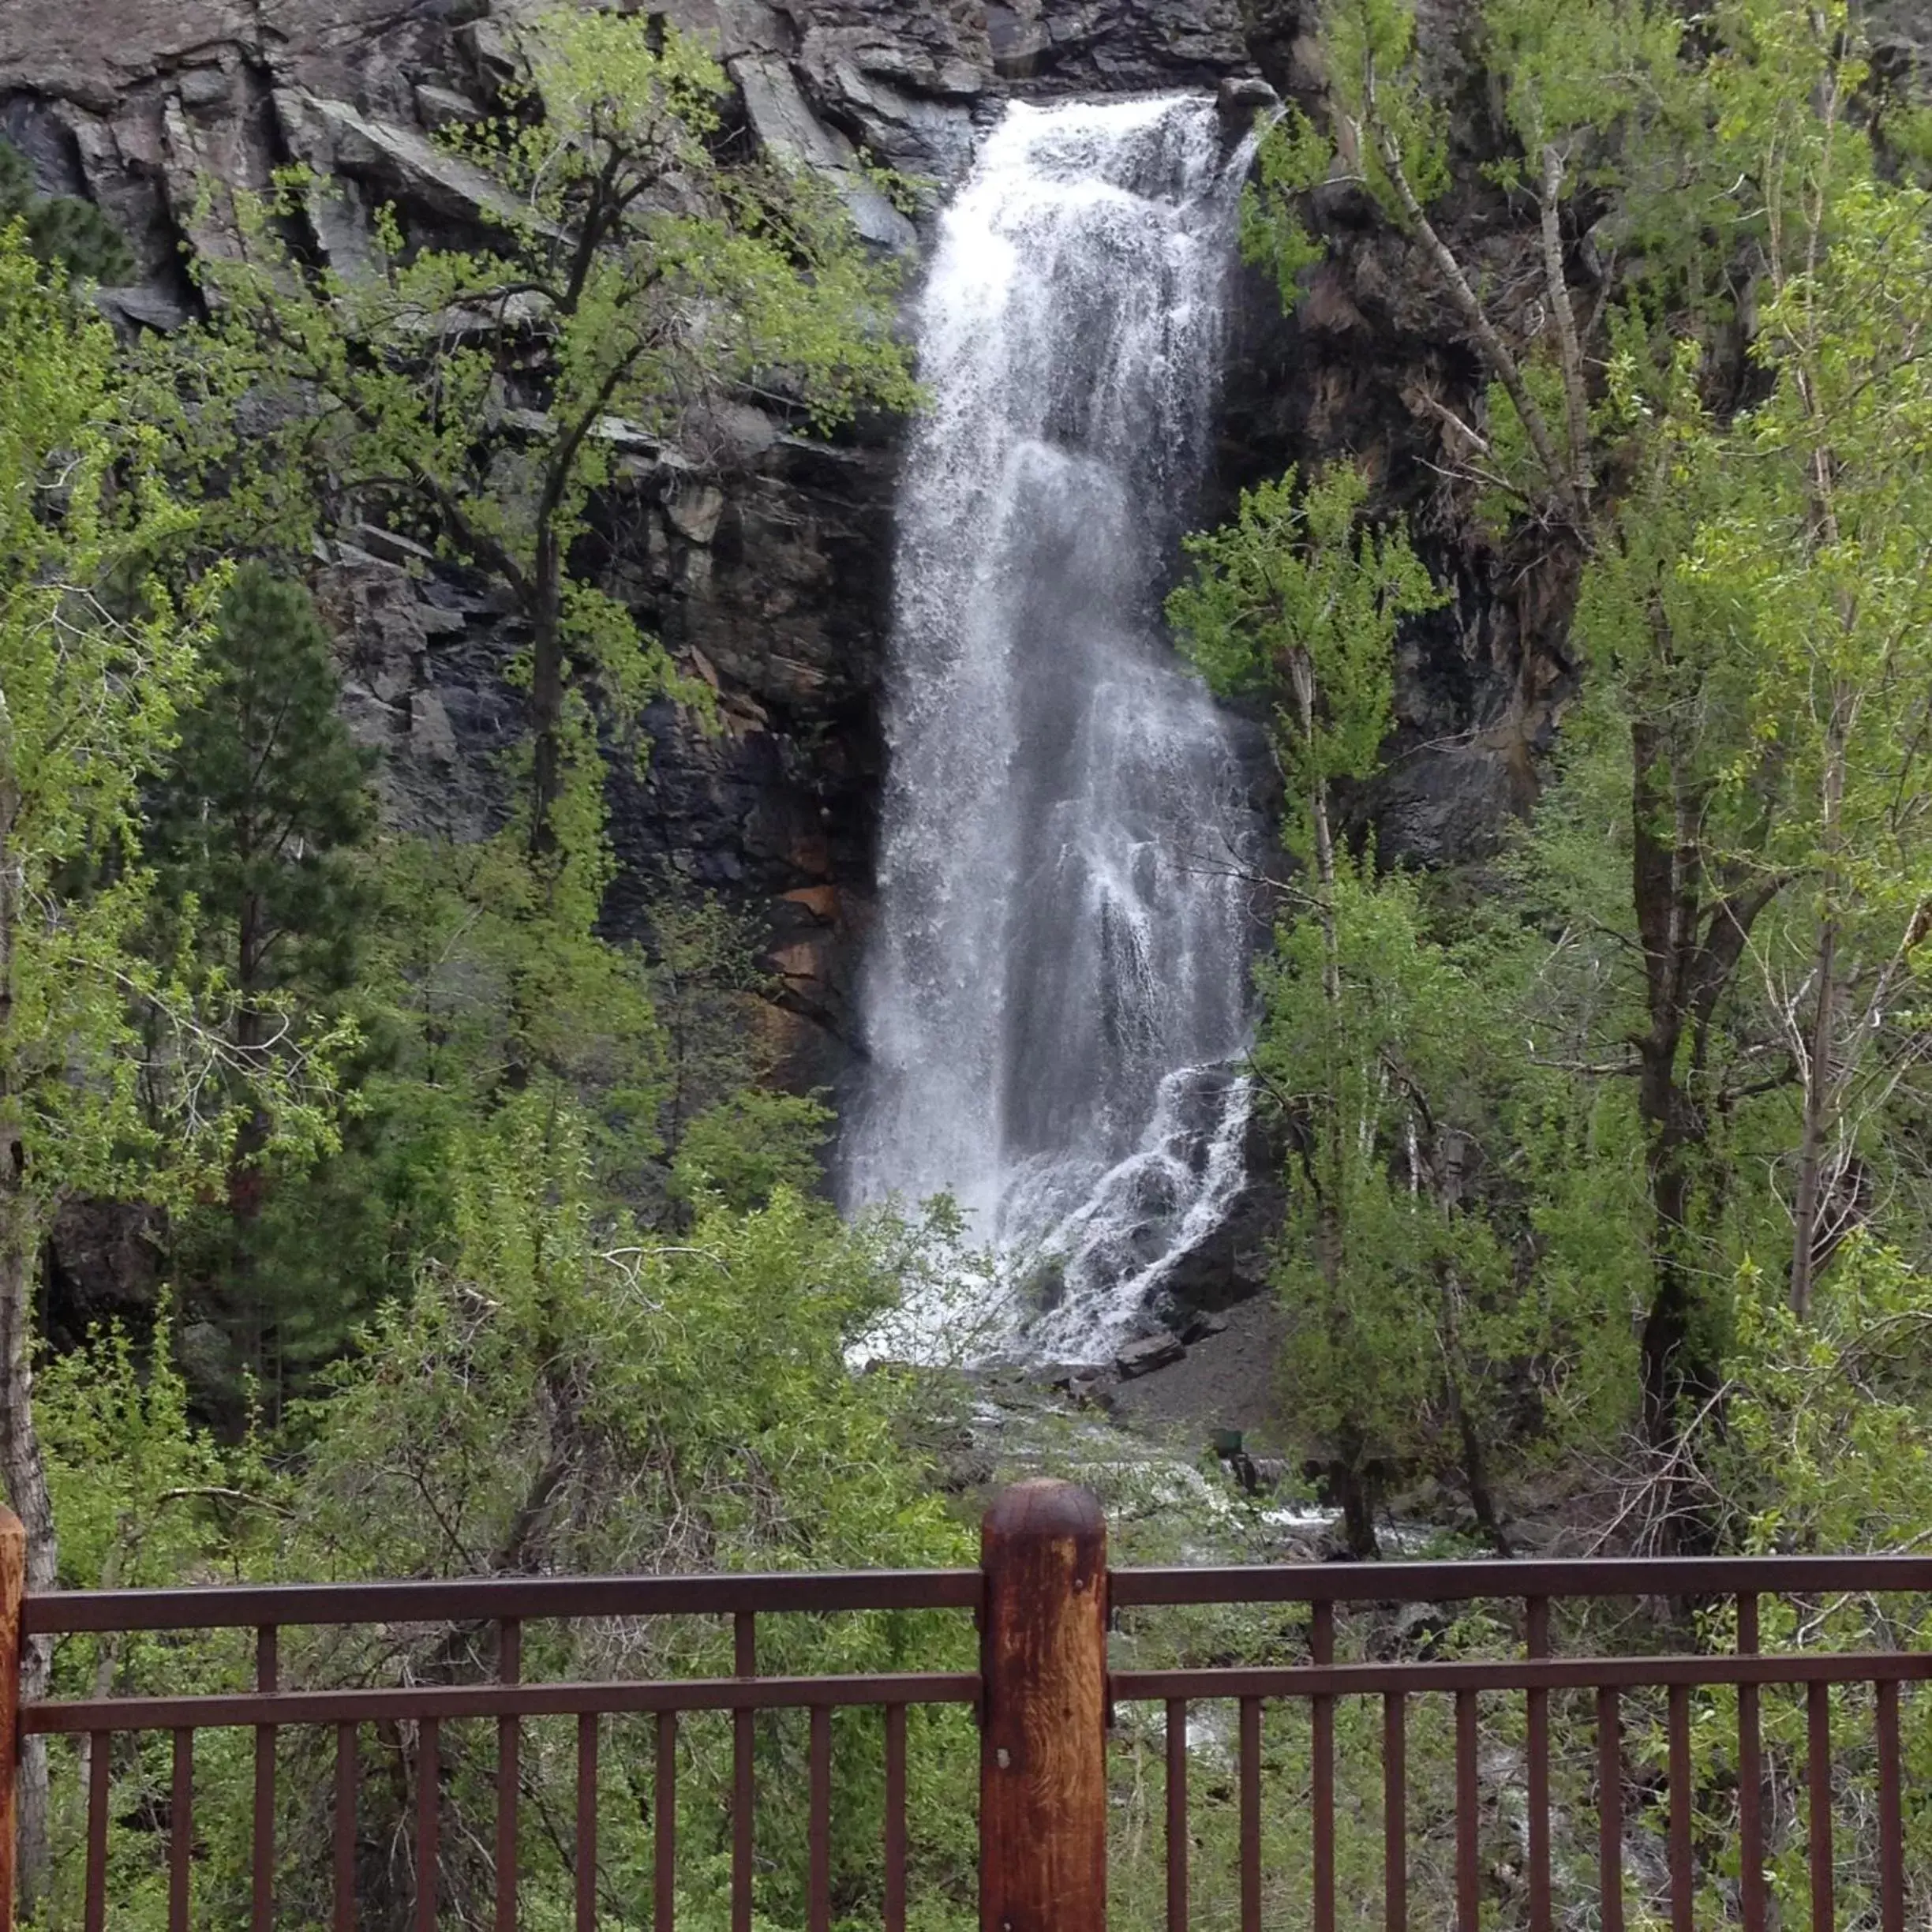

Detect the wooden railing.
[{"left": 2, "top": 1482, "right": 1928, "bottom": 1929}]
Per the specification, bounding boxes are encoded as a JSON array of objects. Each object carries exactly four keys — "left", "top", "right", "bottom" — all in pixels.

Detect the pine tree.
[
  {"left": 0, "top": 140, "right": 133, "bottom": 285},
  {"left": 147, "top": 563, "right": 376, "bottom": 1402},
  {"left": 150, "top": 563, "right": 374, "bottom": 1035}
]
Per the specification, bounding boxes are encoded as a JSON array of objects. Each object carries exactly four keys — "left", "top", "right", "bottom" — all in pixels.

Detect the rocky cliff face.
[
  {"left": 0, "top": 0, "right": 1277, "bottom": 1093},
  {"left": 1217, "top": 0, "right": 1579, "bottom": 870},
  {"left": 10, "top": 0, "right": 1690, "bottom": 1192},
  {"left": 6, "top": 0, "right": 1704, "bottom": 1345}
]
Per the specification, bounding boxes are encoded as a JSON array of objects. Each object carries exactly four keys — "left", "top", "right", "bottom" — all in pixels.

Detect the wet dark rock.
[
  {"left": 1180, "top": 1307, "right": 1230, "bottom": 1344},
  {"left": 1115, "top": 1329, "right": 1187, "bottom": 1379},
  {"left": 43, "top": 1202, "right": 164, "bottom": 1349}
]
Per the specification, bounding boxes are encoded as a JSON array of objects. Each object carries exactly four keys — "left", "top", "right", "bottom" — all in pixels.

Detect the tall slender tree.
[
  {"left": 146, "top": 563, "right": 376, "bottom": 1395},
  {"left": 150, "top": 563, "right": 375, "bottom": 1056}
]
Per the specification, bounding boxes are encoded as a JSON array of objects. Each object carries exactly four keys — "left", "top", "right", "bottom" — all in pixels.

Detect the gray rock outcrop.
[{"left": 1, "top": 0, "right": 1265, "bottom": 1099}]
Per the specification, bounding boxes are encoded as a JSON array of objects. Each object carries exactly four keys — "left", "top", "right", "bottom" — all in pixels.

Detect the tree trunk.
[
  {"left": 1455, "top": 1393, "right": 1509, "bottom": 1556},
  {"left": 1436, "top": 1256, "right": 1510, "bottom": 1556},
  {"left": 1790, "top": 702, "right": 1848, "bottom": 1318},
  {"left": 0, "top": 1185, "right": 54, "bottom": 1910},
  {"left": 0, "top": 770, "right": 52, "bottom": 1906},
  {"left": 1627, "top": 716, "right": 1731, "bottom": 1554},
  {"left": 1634, "top": 1073, "right": 1705, "bottom": 1443},
  {"left": 1328, "top": 1447, "right": 1380, "bottom": 1562},
  {"left": 1538, "top": 145, "right": 1593, "bottom": 501},
  {"left": 527, "top": 549, "right": 565, "bottom": 864},
  {"left": 1363, "top": 104, "right": 1585, "bottom": 524}
]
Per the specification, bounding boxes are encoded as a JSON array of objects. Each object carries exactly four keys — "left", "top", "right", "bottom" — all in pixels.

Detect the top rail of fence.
[
  {"left": 21, "top": 1567, "right": 984, "bottom": 1635},
  {"left": 25, "top": 1552, "right": 1932, "bottom": 1638},
  {"left": 1111, "top": 1553, "right": 1932, "bottom": 1607}
]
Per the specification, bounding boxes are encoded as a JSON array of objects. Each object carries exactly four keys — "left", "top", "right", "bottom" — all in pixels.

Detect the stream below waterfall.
[{"left": 844, "top": 92, "right": 1260, "bottom": 1363}]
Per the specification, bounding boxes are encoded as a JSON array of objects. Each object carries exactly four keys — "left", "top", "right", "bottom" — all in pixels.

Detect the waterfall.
[{"left": 845, "top": 93, "right": 1258, "bottom": 1361}]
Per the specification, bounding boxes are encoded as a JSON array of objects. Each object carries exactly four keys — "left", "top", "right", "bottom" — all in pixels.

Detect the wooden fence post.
[
  {"left": 979, "top": 1479, "right": 1107, "bottom": 1932},
  {"left": 0, "top": 1505, "right": 23, "bottom": 1932}
]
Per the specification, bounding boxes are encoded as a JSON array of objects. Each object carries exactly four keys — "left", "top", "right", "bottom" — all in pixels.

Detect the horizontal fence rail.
[
  {"left": 6, "top": 1550, "right": 985, "bottom": 1932},
  {"left": 1114, "top": 1552, "right": 1932, "bottom": 1932},
  {"left": 2, "top": 1494, "right": 1929, "bottom": 1930}
]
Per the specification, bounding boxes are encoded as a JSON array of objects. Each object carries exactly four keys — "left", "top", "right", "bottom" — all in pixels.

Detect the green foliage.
[
  {"left": 1170, "top": 464, "right": 1440, "bottom": 841},
  {"left": 36, "top": 1094, "right": 981, "bottom": 1927},
  {"left": 672, "top": 1088, "right": 832, "bottom": 1213},
  {"left": 1479, "top": 0, "right": 1686, "bottom": 176},
  {"left": 295, "top": 1093, "right": 964, "bottom": 1579},
  {"left": 1237, "top": 108, "right": 1332, "bottom": 303},
  {"left": 0, "top": 227, "right": 346, "bottom": 1222},
  {"left": 0, "top": 226, "right": 204, "bottom": 1204},
  {"left": 0, "top": 142, "right": 133, "bottom": 285},
  {"left": 645, "top": 892, "right": 781, "bottom": 1169},
  {"left": 148, "top": 562, "right": 376, "bottom": 1009},
  {"left": 1721, "top": 1240, "right": 1932, "bottom": 1553},
  {"left": 38, "top": 1305, "right": 278, "bottom": 1594},
  {"left": 1260, "top": 863, "right": 1476, "bottom": 1427},
  {"left": 1172, "top": 470, "right": 1582, "bottom": 1548},
  {"left": 157, "top": 7, "right": 916, "bottom": 897},
  {"left": 1237, "top": 0, "right": 1448, "bottom": 287}
]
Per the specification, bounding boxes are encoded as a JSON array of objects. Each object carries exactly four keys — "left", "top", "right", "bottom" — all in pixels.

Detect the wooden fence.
[{"left": 2, "top": 1479, "right": 1927, "bottom": 1929}]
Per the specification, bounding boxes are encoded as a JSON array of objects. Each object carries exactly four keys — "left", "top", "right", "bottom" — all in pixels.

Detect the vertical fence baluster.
[
  {"left": 496, "top": 1618, "right": 520, "bottom": 1932},
  {"left": 734, "top": 1612, "right": 755, "bottom": 1932},
  {"left": 1166, "top": 1698, "right": 1189, "bottom": 1932},
  {"left": 1597, "top": 1686, "right": 1623, "bottom": 1932},
  {"left": 809, "top": 1705, "right": 833, "bottom": 1932},
  {"left": 170, "top": 1728, "right": 193, "bottom": 1932},
  {"left": 1876, "top": 1679, "right": 1904, "bottom": 1932},
  {"left": 1807, "top": 1680, "right": 1833, "bottom": 1932},
  {"left": 1739, "top": 1595, "right": 1765, "bottom": 1932},
  {"left": 1240, "top": 1698, "right": 1262, "bottom": 1932},
  {"left": 1668, "top": 1682, "right": 1692, "bottom": 1932},
  {"left": 253, "top": 1624, "right": 277, "bottom": 1932},
  {"left": 1312, "top": 1603, "right": 1335, "bottom": 1932},
  {"left": 575, "top": 1714, "right": 598, "bottom": 1932},
  {"left": 655, "top": 1710, "right": 677, "bottom": 1932},
  {"left": 884, "top": 1703, "right": 908, "bottom": 1932},
  {"left": 1455, "top": 1690, "right": 1479, "bottom": 1932},
  {"left": 1383, "top": 1692, "right": 1406, "bottom": 1932},
  {"left": 1526, "top": 1598, "right": 1551, "bottom": 1932},
  {"left": 416, "top": 1717, "right": 440, "bottom": 1932},
  {"left": 334, "top": 1721, "right": 358, "bottom": 1932},
  {"left": 84, "top": 1730, "right": 110, "bottom": 1932}
]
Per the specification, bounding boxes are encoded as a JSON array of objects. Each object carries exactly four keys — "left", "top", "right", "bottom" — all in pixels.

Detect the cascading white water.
[{"left": 844, "top": 93, "right": 1257, "bottom": 1361}]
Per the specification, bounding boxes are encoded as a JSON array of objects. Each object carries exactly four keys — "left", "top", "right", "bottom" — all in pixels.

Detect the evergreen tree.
[
  {"left": 146, "top": 563, "right": 376, "bottom": 1406},
  {"left": 150, "top": 562, "right": 375, "bottom": 1042},
  {"left": 0, "top": 140, "right": 133, "bottom": 285}
]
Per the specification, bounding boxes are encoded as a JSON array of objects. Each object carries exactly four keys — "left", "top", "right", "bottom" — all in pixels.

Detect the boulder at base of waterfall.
[{"left": 1115, "top": 1330, "right": 1185, "bottom": 1380}]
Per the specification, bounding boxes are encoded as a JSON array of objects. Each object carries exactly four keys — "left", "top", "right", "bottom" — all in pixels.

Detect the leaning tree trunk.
[{"left": 0, "top": 1181, "right": 54, "bottom": 1909}]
